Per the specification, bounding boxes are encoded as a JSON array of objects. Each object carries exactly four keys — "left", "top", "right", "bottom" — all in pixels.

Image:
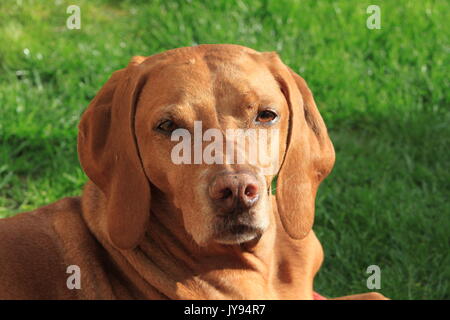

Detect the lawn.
[{"left": 0, "top": 0, "right": 448, "bottom": 299}]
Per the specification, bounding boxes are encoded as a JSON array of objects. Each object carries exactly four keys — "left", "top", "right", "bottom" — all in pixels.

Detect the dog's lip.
[
  {"left": 222, "top": 223, "right": 259, "bottom": 236},
  {"left": 213, "top": 216, "right": 263, "bottom": 245},
  {"left": 215, "top": 209, "right": 259, "bottom": 227},
  {"left": 213, "top": 228, "right": 261, "bottom": 245}
]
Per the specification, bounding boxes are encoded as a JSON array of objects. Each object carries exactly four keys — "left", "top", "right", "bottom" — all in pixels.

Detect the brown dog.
[{"left": 0, "top": 44, "right": 386, "bottom": 300}]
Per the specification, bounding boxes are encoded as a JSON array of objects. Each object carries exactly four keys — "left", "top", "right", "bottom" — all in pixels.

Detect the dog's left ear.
[
  {"left": 78, "top": 56, "right": 151, "bottom": 249},
  {"left": 261, "top": 52, "right": 335, "bottom": 239}
]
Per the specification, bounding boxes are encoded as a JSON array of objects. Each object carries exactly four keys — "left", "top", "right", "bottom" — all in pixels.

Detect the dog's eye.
[
  {"left": 156, "top": 120, "right": 178, "bottom": 134},
  {"left": 255, "top": 110, "right": 278, "bottom": 124}
]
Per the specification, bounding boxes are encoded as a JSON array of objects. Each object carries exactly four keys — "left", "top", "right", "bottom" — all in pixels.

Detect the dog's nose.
[{"left": 209, "top": 172, "right": 260, "bottom": 211}]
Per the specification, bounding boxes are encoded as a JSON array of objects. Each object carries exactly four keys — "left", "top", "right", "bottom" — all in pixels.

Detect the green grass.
[{"left": 0, "top": 0, "right": 449, "bottom": 299}]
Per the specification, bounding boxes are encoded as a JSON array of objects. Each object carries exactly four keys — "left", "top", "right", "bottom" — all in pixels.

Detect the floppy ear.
[
  {"left": 262, "top": 52, "right": 335, "bottom": 239},
  {"left": 77, "top": 57, "right": 151, "bottom": 249}
]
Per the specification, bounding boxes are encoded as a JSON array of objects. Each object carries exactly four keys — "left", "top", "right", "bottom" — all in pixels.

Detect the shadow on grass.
[
  {"left": 0, "top": 133, "right": 85, "bottom": 215},
  {"left": 314, "top": 110, "right": 449, "bottom": 300}
]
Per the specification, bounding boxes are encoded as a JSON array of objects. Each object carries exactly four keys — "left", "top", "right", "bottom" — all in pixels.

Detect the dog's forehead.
[
  {"left": 146, "top": 44, "right": 260, "bottom": 64},
  {"left": 138, "top": 45, "right": 281, "bottom": 111},
  {"left": 150, "top": 45, "right": 268, "bottom": 82}
]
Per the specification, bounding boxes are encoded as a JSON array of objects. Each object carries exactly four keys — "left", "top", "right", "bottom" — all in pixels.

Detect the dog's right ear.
[
  {"left": 77, "top": 57, "right": 151, "bottom": 250},
  {"left": 260, "top": 52, "right": 335, "bottom": 240}
]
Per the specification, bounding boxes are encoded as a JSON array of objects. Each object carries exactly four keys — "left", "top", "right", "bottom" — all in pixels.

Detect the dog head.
[{"left": 78, "top": 44, "right": 335, "bottom": 249}]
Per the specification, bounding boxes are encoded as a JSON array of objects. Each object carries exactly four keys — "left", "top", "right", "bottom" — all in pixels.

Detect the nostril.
[
  {"left": 244, "top": 184, "right": 258, "bottom": 199},
  {"left": 220, "top": 188, "right": 233, "bottom": 200}
]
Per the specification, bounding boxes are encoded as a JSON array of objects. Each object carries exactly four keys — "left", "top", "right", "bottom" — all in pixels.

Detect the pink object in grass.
[{"left": 313, "top": 292, "right": 327, "bottom": 300}]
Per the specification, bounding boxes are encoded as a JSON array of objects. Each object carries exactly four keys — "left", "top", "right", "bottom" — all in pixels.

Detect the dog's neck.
[
  {"left": 143, "top": 187, "right": 281, "bottom": 299},
  {"left": 81, "top": 181, "right": 322, "bottom": 299}
]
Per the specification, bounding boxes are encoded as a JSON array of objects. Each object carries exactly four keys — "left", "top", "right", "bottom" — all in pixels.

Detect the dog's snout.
[{"left": 209, "top": 172, "right": 260, "bottom": 211}]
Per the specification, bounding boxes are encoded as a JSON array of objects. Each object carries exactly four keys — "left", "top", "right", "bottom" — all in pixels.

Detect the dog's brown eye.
[
  {"left": 255, "top": 110, "right": 278, "bottom": 124},
  {"left": 156, "top": 120, "right": 178, "bottom": 134}
]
